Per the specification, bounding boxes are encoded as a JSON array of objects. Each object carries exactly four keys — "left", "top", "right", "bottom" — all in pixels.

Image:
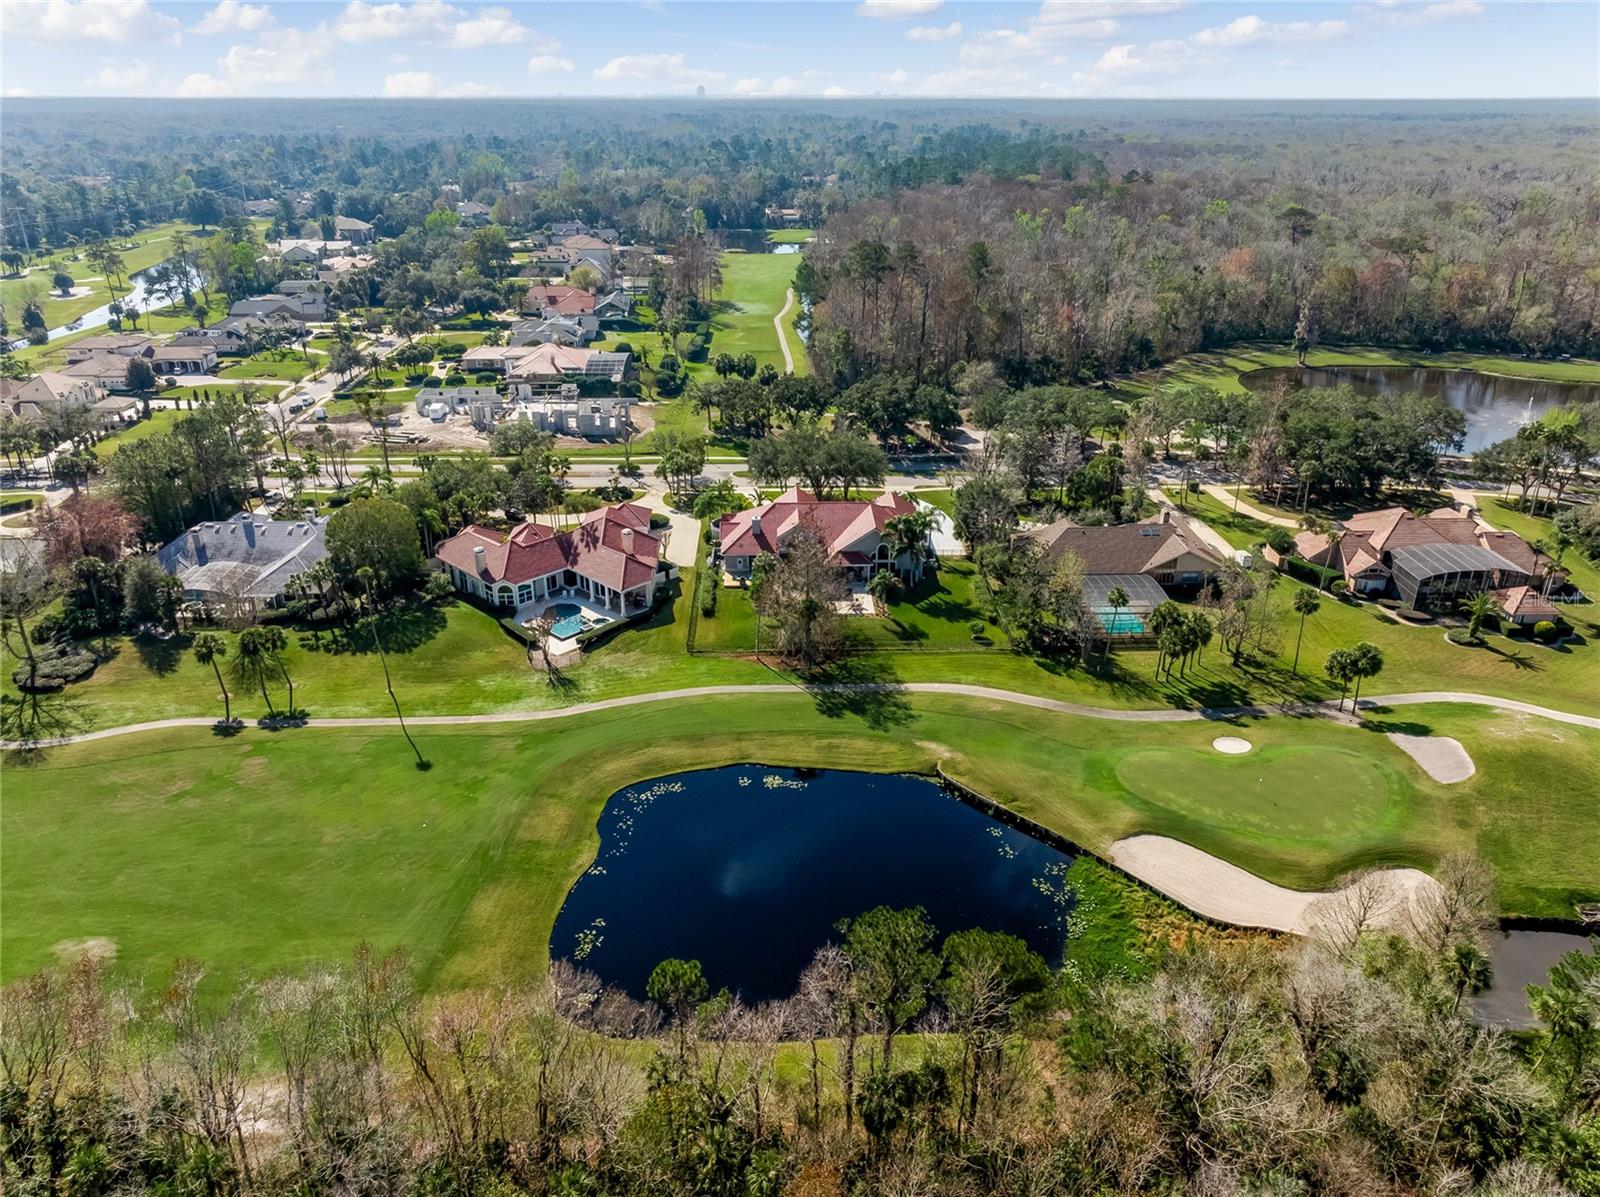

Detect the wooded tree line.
[
  {"left": 804, "top": 131, "right": 1599, "bottom": 384},
  {"left": 5, "top": 860, "right": 1598, "bottom": 1197}
]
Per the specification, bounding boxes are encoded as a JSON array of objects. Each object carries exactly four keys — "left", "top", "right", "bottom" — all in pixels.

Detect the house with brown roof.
[
  {"left": 62, "top": 333, "right": 152, "bottom": 364},
  {"left": 433, "top": 503, "right": 662, "bottom": 615},
  {"left": 715, "top": 488, "right": 931, "bottom": 584},
  {"left": 1293, "top": 506, "right": 1544, "bottom": 610},
  {"left": 6, "top": 372, "right": 106, "bottom": 423},
  {"left": 332, "top": 216, "right": 375, "bottom": 245},
  {"left": 1025, "top": 510, "right": 1227, "bottom": 621},
  {"left": 521, "top": 284, "right": 596, "bottom": 318}
]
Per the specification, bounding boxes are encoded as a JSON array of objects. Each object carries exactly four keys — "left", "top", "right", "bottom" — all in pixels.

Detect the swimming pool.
[
  {"left": 1096, "top": 610, "right": 1147, "bottom": 635},
  {"left": 548, "top": 602, "right": 585, "bottom": 638}
]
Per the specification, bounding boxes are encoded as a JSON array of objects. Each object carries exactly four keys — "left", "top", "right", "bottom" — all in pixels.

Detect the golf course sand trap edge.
[
  {"left": 1212, "top": 736, "right": 1253, "bottom": 754},
  {"left": 1386, "top": 733, "right": 1476, "bottom": 784},
  {"left": 1108, "top": 834, "right": 1441, "bottom": 936}
]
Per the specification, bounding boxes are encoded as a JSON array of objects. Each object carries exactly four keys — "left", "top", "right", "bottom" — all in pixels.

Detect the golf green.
[{"left": 1114, "top": 746, "right": 1393, "bottom": 840}]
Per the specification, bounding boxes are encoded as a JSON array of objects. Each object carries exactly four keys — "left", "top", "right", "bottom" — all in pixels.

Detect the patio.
[{"left": 514, "top": 592, "right": 617, "bottom": 649}]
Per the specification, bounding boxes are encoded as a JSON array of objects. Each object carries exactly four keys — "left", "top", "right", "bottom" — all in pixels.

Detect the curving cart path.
[
  {"left": 773, "top": 287, "right": 797, "bottom": 373},
  {"left": 8, "top": 683, "right": 1596, "bottom": 750}
]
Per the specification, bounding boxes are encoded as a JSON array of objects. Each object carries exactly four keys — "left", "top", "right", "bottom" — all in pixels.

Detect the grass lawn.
[
  {"left": 766, "top": 229, "right": 815, "bottom": 244},
  {"left": 90, "top": 409, "right": 187, "bottom": 458},
  {"left": 1162, "top": 486, "right": 1273, "bottom": 550},
  {"left": 711, "top": 251, "right": 809, "bottom": 377},
  {"left": 218, "top": 352, "right": 319, "bottom": 382},
  {"left": 1122, "top": 342, "right": 1600, "bottom": 398},
  {"left": 157, "top": 381, "right": 286, "bottom": 403},
  {"left": 5, "top": 693, "right": 1594, "bottom": 994}
]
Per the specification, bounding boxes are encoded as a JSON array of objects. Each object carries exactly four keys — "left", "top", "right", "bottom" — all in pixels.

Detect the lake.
[
  {"left": 718, "top": 228, "right": 804, "bottom": 255},
  {"left": 1473, "top": 929, "right": 1597, "bottom": 1028},
  {"left": 1241, "top": 366, "right": 1599, "bottom": 455},
  {"left": 551, "top": 766, "right": 1075, "bottom": 1001}
]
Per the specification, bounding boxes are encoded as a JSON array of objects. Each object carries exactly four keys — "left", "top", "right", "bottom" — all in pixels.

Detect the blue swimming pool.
[
  {"left": 549, "top": 602, "right": 585, "bottom": 638},
  {"left": 1096, "top": 610, "right": 1146, "bottom": 635}
]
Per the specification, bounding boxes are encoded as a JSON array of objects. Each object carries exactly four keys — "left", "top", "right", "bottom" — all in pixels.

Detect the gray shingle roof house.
[{"left": 158, "top": 512, "right": 327, "bottom": 610}]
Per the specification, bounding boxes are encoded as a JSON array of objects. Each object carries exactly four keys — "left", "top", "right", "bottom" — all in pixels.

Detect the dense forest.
[
  {"left": 5, "top": 861, "right": 1600, "bottom": 1197},
  {"left": 6, "top": 99, "right": 1597, "bottom": 380}
]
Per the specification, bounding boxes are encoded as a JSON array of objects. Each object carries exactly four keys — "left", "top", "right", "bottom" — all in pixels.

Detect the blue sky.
[{"left": 2, "top": 1, "right": 1596, "bottom": 100}]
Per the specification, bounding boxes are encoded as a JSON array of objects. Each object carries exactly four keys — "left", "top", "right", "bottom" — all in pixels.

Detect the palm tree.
[
  {"left": 192, "top": 633, "right": 231, "bottom": 726},
  {"left": 882, "top": 510, "right": 935, "bottom": 582},
  {"left": 867, "top": 568, "right": 899, "bottom": 609},
  {"left": 1291, "top": 588, "right": 1321, "bottom": 674},
  {"left": 1447, "top": 942, "right": 1493, "bottom": 1013},
  {"left": 1459, "top": 591, "right": 1496, "bottom": 642},
  {"left": 359, "top": 567, "right": 426, "bottom": 770},
  {"left": 1107, "top": 582, "right": 1132, "bottom": 636},
  {"left": 1348, "top": 641, "right": 1384, "bottom": 717},
  {"left": 232, "top": 626, "right": 279, "bottom": 716},
  {"left": 1325, "top": 646, "right": 1357, "bottom": 712}
]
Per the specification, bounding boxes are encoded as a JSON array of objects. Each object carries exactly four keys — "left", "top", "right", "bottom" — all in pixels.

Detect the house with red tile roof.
[
  {"left": 434, "top": 503, "right": 662, "bottom": 613},
  {"left": 715, "top": 488, "right": 931, "bottom": 584},
  {"left": 1293, "top": 505, "right": 1549, "bottom": 610},
  {"left": 521, "top": 284, "right": 596, "bottom": 318}
]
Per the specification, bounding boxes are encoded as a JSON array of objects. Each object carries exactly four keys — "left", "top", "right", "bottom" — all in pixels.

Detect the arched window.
[{"left": 496, "top": 584, "right": 515, "bottom": 606}]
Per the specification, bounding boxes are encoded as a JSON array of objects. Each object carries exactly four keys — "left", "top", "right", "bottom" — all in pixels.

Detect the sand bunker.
[{"left": 1212, "top": 736, "right": 1253, "bottom": 754}]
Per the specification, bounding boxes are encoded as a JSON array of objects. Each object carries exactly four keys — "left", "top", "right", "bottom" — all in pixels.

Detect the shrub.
[
  {"left": 423, "top": 376, "right": 443, "bottom": 388},
  {"left": 1398, "top": 608, "right": 1433, "bottom": 623},
  {"left": 1445, "top": 627, "right": 1478, "bottom": 646},
  {"left": 474, "top": 371, "right": 499, "bottom": 384},
  {"left": 1533, "top": 619, "right": 1558, "bottom": 641},
  {"left": 649, "top": 512, "right": 671, "bottom": 530},
  {"left": 435, "top": 342, "right": 467, "bottom": 360},
  {"left": 697, "top": 565, "right": 719, "bottom": 618},
  {"left": 28, "top": 612, "right": 69, "bottom": 645},
  {"left": 1377, "top": 598, "right": 1401, "bottom": 610},
  {"left": 443, "top": 372, "right": 466, "bottom": 386},
  {"left": 11, "top": 641, "right": 100, "bottom": 692}
]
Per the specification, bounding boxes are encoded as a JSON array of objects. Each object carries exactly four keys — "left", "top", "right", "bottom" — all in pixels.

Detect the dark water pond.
[
  {"left": 551, "top": 766, "right": 1074, "bottom": 1001},
  {"left": 718, "top": 228, "right": 803, "bottom": 255},
  {"left": 1242, "top": 366, "right": 1598, "bottom": 455},
  {"left": 1473, "top": 929, "right": 1597, "bottom": 1028}
]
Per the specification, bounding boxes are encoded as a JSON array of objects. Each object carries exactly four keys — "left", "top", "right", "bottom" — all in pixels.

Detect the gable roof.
[
  {"left": 716, "top": 488, "right": 919, "bottom": 562},
  {"left": 1493, "top": 585, "right": 1560, "bottom": 620},
  {"left": 1027, "top": 515, "right": 1225, "bottom": 576},
  {"left": 434, "top": 503, "right": 659, "bottom": 593}
]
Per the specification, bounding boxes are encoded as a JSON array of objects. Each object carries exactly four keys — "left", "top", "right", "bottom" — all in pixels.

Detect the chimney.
[
  {"left": 621, "top": 526, "right": 635, "bottom": 556},
  {"left": 473, "top": 545, "right": 487, "bottom": 573},
  {"left": 189, "top": 530, "right": 203, "bottom": 563},
  {"left": 243, "top": 521, "right": 256, "bottom": 547},
  {"left": 750, "top": 513, "right": 761, "bottom": 538}
]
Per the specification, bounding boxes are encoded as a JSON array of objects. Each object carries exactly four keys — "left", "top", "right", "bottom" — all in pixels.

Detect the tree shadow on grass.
[
  {"left": 1354, "top": 708, "right": 1435, "bottom": 737},
  {"left": 0, "top": 691, "right": 95, "bottom": 759},
  {"left": 302, "top": 600, "right": 447, "bottom": 657},
  {"left": 134, "top": 629, "right": 190, "bottom": 677},
  {"left": 801, "top": 653, "right": 915, "bottom": 731},
  {"left": 1484, "top": 642, "right": 1543, "bottom": 672}
]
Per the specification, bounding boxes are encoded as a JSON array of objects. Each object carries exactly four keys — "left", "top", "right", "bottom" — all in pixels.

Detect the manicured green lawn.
[
  {"left": 711, "top": 251, "right": 809, "bottom": 377},
  {"left": 218, "top": 352, "right": 319, "bottom": 382},
  {"left": 5, "top": 694, "right": 1594, "bottom": 995},
  {"left": 1162, "top": 486, "right": 1273, "bottom": 550},
  {"left": 1476, "top": 496, "right": 1600, "bottom": 606},
  {"left": 766, "top": 229, "right": 815, "bottom": 245},
  {"left": 90, "top": 409, "right": 188, "bottom": 458}
]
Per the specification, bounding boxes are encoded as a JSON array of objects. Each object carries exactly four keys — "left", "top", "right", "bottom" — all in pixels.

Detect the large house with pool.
[
  {"left": 715, "top": 488, "right": 932, "bottom": 585},
  {"left": 433, "top": 504, "right": 663, "bottom": 635}
]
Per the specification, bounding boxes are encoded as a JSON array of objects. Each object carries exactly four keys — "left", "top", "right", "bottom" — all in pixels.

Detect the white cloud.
[
  {"left": 390, "top": 51, "right": 410, "bottom": 64},
  {"left": 1037, "top": 0, "right": 1187, "bottom": 17},
  {"left": 382, "top": 70, "right": 500, "bottom": 97},
  {"left": 83, "top": 62, "right": 153, "bottom": 90},
  {"left": 872, "top": 68, "right": 911, "bottom": 85},
  {"left": 919, "top": 65, "right": 1029, "bottom": 95},
  {"left": 334, "top": 0, "right": 455, "bottom": 40},
  {"left": 5, "top": 87, "right": 35, "bottom": 97},
  {"left": 450, "top": 5, "right": 539, "bottom": 47},
  {"left": 593, "top": 52, "right": 725, "bottom": 88},
  {"left": 7, "top": 0, "right": 181, "bottom": 44},
  {"left": 732, "top": 77, "right": 765, "bottom": 96},
  {"left": 1371, "top": 0, "right": 1484, "bottom": 27},
  {"left": 174, "top": 72, "right": 233, "bottom": 97},
  {"left": 216, "top": 27, "right": 332, "bottom": 87},
  {"left": 193, "top": 0, "right": 274, "bottom": 35},
  {"left": 857, "top": 0, "right": 942, "bottom": 20},
  {"left": 905, "top": 21, "right": 962, "bottom": 41},
  {"left": 1191, "top": 15, "right": 1348, "bottom": 47},
  {"left": 730, "top": 75, "right": 816, "bottom": 96},
  {"left": 823, "top": 85, "right": 850, "bottom": 97},
  {"left": 527, "top": 54, "right": 575, "bottom": 74},
  {"left": 960, "top": 3, "right": 1124, "bottom": 63}
]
